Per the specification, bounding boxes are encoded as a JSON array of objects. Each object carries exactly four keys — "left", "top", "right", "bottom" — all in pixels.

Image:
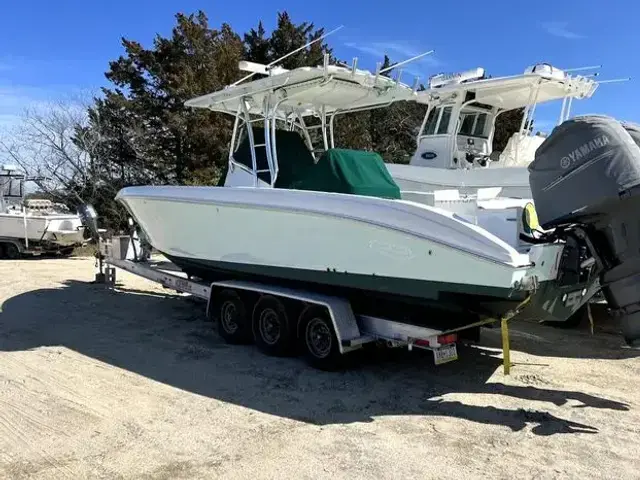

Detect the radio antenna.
[
  {"left": 565, "top": 64, "right": 602, "bottom": 72},
  {"left": 231, "top": 25, "right": 345, "bottom": 86},
  {"left": 597, "top": 77, "right": 631, "bottom": 84},
  {"left": 378, "top": 50, "right": 435, "bottom": 75}
]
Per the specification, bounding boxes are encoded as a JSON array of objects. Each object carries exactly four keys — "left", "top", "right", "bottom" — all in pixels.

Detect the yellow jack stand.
[
  {"left": 501, "top": 317, "right": 512, "bottom": 375},
  {"left": 499, "top": 295, "right": 532, "bottom": 376}
]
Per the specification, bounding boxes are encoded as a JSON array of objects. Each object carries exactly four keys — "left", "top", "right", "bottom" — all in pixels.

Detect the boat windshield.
[
  {"left": 424, "top": 106, "right": 454, "bottom": 136},
  {"left": 458, "top": 111, "right": 489, "bottom": 138}
]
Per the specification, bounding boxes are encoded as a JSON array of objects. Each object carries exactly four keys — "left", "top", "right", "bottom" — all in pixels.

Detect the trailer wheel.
[
  {"left": 4, "top": 243, "right": 20, "bottom": 260},
  {"left": 252, "top": 295, "right": 294, "bottom": 356},
  {"left": 299, "top": 306, "right": 342, "bottom": 371},
  {"left": 213, "top": 289, "right": 252, "bottom": 344},
  {"left": 59, "top": 247, "right": 75, "bottom": 257}
]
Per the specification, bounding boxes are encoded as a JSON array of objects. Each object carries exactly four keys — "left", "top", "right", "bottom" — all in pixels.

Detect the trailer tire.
[
  {"left": 59, "top": 247, "right": 75, "bottom": 257},
  {"left": 213, "top": 289, "right": 252, "bottom": 344},
  {"left": 4, "top": 243, "right": 20, "bottom": 260},
  {"left": 252, "top": 295, "right": 295, "bottom": 357},
  {"left": 299, "top": 305, "right": 343, "bottom": 371},
  {"left": 0, "top": 244, "right": 5, "bottom": 259}
]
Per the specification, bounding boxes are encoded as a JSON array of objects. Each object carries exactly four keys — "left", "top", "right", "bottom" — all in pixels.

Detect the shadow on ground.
[{"left": 0, "top": 280, "right": 634, "bottom": 435}]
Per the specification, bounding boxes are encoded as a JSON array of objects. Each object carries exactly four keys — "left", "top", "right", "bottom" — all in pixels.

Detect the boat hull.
[
  {"left": 0, "top": 213, "right": 85, "bottom": 246},
  {"left": 116, "top": 186, "right": 593, "bottom": 322}
]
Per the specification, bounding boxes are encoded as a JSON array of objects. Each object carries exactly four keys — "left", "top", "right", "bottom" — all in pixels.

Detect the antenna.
[
  {"left": 565, "top": 64, "right": 602, "bottom": 72},
  {"left": 597, "top": 77, "right": 632, "bottom": 84},
  {"left": 378, "top": 50, "right": 435, "bottom": 75},
  {"left": 231, "top": 25, "right": 345, "bottom": 86}
]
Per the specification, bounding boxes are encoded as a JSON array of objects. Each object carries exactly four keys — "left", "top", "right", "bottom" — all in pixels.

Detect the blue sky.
[{"left": 0, "top": 0, "right": 637, "bottom": 132}]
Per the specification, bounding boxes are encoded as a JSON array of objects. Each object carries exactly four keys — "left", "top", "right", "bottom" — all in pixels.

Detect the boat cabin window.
[
  {"left": 437, "top": 107, "right": 452, "bottom": 135},
  {"left": 458, "top": 112, "right": 488, "bottom": 139},
  {"left": 459, "top": 114, "right": 475, "bottom": 135},
  {"left": 423, "top": 106, "right": 454, "bottom": 136},
  {"left": 424, "top": 108, "right": 439, "bottom": 135}
]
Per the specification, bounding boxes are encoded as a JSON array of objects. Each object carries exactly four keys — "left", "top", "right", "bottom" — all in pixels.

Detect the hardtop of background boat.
[
  {"left": 403, "top": 63, "right": 602, "bottom": 171},
  {"left": 417, "top": 63, "right": 598, "bottom": 110},
  {"left": 410, "top": 64, "right": 599, "bottom": 169}
]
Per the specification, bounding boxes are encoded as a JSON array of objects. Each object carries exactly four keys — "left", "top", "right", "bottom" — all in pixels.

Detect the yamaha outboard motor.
[{"left": 529, "top": 115, "right": 640, "bottom": 346}]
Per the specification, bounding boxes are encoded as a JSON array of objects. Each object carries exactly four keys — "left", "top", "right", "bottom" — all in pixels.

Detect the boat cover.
[
  {"left": 621, "top": 121, "right": 640, "bottom": 147},
  {"left": 285, "top": 148, "right": 402, "bottom": 199},
  {"left": 232, "top": 128, "right": 401, "bottom": 199},
  {"left": 233, "top": 128, "right": 316, "bottom": 186},
  {"left": 528, "top": 115, "right": 640, "bottom": 227}
]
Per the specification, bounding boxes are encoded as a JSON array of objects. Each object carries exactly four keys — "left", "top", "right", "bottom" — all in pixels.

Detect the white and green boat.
[{"left": 115, "top": 58, "right": 639, "bottom": 345}]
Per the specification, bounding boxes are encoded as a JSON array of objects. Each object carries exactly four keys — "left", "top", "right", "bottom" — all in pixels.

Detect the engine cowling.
[{"left": 529, "top": 115, "right": 640, "bottom": 346}]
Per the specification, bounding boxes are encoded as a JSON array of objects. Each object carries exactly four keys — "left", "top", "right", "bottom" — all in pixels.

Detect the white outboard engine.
[{"left": 529, "top": 115, "right": 640, "bottom": 346}]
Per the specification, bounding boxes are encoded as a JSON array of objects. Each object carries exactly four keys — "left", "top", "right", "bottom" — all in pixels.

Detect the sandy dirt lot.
[{"left": 0, "top": 257, "right": 639, "bottom": 479}]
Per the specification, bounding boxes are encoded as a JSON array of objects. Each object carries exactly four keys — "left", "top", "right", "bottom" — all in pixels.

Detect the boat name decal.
[{"left": 560, "top": 135, "right": 610, "bottom": 169}]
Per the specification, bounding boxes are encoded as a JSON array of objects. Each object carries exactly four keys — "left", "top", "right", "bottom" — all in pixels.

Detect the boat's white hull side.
[
  {"left": 386, "top": 163, "right": 532, "bottom": 199},
  {"left": 0, "top": 213, "right": 85, "bottom": 246},
  {"left": 117, "top": 186, "right": 560, "bottom": 292}
]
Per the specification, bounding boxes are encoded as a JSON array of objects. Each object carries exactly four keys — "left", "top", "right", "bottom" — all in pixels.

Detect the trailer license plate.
[
  {"left": 433, "top": 343, "right": 458, "bottom": 365},
  {"left": 174, "top": 278, "right": 192, "bottom": 293}
]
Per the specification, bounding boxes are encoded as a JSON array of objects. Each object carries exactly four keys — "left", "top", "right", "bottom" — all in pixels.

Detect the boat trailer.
[{"left": 95, "top": 235, "right": 526, "bottom": 374}]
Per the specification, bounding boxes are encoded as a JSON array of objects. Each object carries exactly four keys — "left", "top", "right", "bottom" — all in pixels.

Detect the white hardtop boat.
[
  {"left": 386, "top": 63, "right": 601, "bottom": 198},
  {"left": 114, "top": 56, "right": 615, "bottom": 334},
  {"left": 0, "top": 165, "right": 86, "bottom": 258}
]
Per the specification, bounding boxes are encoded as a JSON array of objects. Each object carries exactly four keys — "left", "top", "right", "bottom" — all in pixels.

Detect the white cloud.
[{"left": 542, "top": 22, "right": 584, "bottom": 40}]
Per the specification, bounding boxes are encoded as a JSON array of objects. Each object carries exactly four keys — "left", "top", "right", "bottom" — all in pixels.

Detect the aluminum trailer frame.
[{"left": 98, "top": 235, "right": 521, "bottom": 372}]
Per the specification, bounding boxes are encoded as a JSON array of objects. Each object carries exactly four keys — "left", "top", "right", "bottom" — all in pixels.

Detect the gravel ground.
[{"left": 0, "top": 257, "right": 639, "bottom": 479}]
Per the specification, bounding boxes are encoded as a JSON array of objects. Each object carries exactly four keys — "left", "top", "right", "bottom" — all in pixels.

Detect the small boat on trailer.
[
  {"left": 99, "top": 56, "right": 639, "bottom": 370},
  {"left": 0, "top": 165, "right": 87, "bottom": 258}
]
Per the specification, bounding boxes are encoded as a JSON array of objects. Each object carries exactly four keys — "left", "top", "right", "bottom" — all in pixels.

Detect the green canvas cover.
[
  {"left": 233, "top": 128, "right": 316, "bottom": 186},
  {"left": 283, "top": 148, "right": 401, "bottom": 199},
  {"left": 231, "top": 128, "right": 400, "bottom": 199}
]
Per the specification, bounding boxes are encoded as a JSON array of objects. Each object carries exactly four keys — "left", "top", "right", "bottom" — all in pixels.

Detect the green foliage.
[{"left": 493, "top": 108, "right": 525, "bottom": 152}]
